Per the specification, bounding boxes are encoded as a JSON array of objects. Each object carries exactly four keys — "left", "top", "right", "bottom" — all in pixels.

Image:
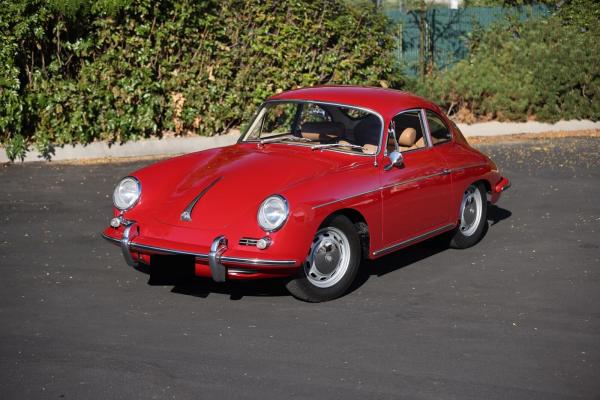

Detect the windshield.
[{"left": 241, "top": 101, "right": 382, "bottom": 155}]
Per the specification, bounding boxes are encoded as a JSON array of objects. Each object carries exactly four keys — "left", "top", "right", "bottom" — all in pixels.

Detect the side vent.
[{"left": 239, "top": 237, "right": 259, "bottom": 246}]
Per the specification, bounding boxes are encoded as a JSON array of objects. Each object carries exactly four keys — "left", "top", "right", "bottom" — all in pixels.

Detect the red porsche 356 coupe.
[{"left": 102, "top": 86, "right": 510, "bottom": 302}]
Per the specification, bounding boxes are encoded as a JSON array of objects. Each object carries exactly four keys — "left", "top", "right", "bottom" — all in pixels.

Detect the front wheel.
[
  {"left": 450, "top": 183, "right": 488, "bottom": 249},
  {"left": 286, "top": 215, "right": 361, "bottom": 302}
]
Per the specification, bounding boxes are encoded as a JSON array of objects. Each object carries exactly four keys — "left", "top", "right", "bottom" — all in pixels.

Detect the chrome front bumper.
[{"left": 102, "top": 221, "right": 297, "bottom": 282}]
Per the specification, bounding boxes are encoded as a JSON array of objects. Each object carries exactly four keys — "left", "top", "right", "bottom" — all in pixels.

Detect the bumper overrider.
[{"left": 102, "top": 218, "right": 298, "bottom": 282}]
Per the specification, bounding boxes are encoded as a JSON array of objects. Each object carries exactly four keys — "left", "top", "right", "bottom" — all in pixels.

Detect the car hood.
[{"left": 136, "top": 144, "right": 356, "bottom": 230}]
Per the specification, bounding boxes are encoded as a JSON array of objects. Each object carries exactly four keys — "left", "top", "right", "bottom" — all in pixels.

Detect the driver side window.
[{"left": 387, "top": 110, "right": 427, "bottom": 153}]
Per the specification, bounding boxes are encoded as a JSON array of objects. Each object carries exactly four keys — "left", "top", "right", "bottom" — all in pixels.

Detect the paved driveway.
[{"left": 1, "top": 138, "right": 598, "bottom": 399}]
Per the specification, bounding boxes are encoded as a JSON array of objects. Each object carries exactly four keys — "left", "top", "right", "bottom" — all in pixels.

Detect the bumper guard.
[{"left": 102, "top": 222, "right": 297, "bottom": 282}]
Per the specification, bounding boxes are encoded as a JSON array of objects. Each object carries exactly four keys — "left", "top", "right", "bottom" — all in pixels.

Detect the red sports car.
[{"left": 102, "top": 86, "right": 510, "bottom": 302}]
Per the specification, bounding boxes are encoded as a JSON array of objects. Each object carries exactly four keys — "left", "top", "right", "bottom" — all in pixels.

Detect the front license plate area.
[{"left": 149, "top": 254, "right": 195, "bottom": 285}]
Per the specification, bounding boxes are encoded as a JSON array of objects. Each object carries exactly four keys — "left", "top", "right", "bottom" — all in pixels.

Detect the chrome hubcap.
[
  {"left": 459, "top": 185, "right": 483, "bottom": 237},
  {"left": 304, "top": 227, "right": 350, "bottom": 288}
]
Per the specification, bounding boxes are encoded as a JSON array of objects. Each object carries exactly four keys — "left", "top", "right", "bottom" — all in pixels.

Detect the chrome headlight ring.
[
  {"left": 113, "top": 176, "right": 141, "bottom": 211},
  {"left": 257, "top": 195, "right": 289, "bottom": 232}
]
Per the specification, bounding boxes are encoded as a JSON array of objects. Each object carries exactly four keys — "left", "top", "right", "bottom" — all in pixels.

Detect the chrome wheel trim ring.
[
  {"left": 304, "top": 227, "right": 351, "bottom": 288},
  {"left": 459, "top": 185, "right": 483, "bottom": 237}
]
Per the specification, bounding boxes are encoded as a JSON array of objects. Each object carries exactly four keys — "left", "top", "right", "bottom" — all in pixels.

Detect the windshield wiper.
[
  {"left": 311, "top": 143, "right": 364, "bottom": 151},
  {"left": 260, "top": 136, "right": 313, "bottom": 144}
]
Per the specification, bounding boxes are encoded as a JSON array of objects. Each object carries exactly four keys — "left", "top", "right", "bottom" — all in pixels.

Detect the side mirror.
[{"left": 384, "top": 150, "right": 404, "bottom": 171}]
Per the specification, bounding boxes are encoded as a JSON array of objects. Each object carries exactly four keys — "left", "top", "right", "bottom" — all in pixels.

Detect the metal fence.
[{"left": 384, "top": 5, "right": 551, "bottom": 75}]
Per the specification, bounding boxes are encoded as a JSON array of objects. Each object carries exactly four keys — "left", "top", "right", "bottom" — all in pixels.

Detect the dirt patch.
[{"left": 467, "top": 129, "right": 600, "bottom": 145}]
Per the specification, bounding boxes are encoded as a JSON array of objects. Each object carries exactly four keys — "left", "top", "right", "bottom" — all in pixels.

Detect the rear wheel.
[
  {"left": 450, "top": 183, "right": 488, "bottom": 249},
  {"left": 286, "top": 215, "right": 360, "bottom": 302}
]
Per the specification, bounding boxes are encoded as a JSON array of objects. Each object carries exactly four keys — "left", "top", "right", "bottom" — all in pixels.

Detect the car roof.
[{"left": 268, "top": 86, "right": 441, "bottom": 119}]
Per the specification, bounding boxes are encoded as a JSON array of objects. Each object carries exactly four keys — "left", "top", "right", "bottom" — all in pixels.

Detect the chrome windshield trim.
[
  {"left": 180, "top": 176, "right": 223, "bottom": 222},
  {"left": 240, "top": 99, "right": 386, "bottom": 159},
  {"left": 372, "top": 224, "right": 456, "bottom": 256}
]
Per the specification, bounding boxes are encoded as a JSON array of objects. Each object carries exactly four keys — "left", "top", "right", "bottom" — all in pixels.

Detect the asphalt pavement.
[{"left": 1, "top": 138, "right": 599, "bottom": 399}]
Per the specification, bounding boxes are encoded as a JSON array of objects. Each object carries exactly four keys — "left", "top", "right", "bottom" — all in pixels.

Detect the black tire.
[
  {"left": 450, "top": 182, "right": 488, "bottom": 249},
  {"left": 286, "top": 215, "right": 361, "bottom": 302}
]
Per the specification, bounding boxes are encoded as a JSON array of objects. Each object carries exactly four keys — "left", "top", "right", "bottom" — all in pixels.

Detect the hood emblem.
[{"left": 180, "top": 176, "right": 223, "bottom": 222}]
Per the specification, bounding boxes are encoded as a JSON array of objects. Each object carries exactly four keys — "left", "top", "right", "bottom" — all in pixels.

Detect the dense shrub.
[
  {"left": 411, "top": 4, "right": 600, "bottom": 123},
  {"left": 0, "top": 0, "right": 403, "bottom": 161}
]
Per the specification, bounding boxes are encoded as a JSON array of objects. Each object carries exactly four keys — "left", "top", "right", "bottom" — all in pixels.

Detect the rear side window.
[{"left": 426, "top": 110, "right": 452, "bottom": 145}]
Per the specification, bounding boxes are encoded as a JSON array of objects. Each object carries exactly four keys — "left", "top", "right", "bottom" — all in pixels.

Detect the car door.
[{"left": 379, "top": 109, "right": 453, "bottom": 251}]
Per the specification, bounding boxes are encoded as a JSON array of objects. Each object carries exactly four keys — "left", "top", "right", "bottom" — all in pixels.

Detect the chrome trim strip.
[
  {"left": 312, "top": 187, "right": 381, "bottom": 210},
  {"left": 450, "top": 162, "right": 487, "bottom": 173},
  {"left": 219, "top": 256, "right": 296, "bottom": 267},
  {"left": 180, "top": 176, "right": 223, "bottom": 222},
  {"left": 228, "top": 269, "right": 259, "bottom": 275},
  {"left": 102, "top": 232, "right": 121, "bottom": 245},
  {"left": 312, "top": 170, "right": 450, "bottom": 209},
  {"left": 372, "top": 224, "right": 456, "bottom": 256},
  {"left": 129, "top": 242, "right": 209, "bottom": 259},
  {"left": 103, "top": 236, "right": 297, "bottom": 267},
  {"left": 421, "top": 108, "right": 433, "bottom": 147},
  {"left": 379, "top": 170, "right": 449, "bottom": 191}
]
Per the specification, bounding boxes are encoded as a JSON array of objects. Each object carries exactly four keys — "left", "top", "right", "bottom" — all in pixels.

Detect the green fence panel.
[{"left": 385, "top": 5, "right": 551, "bottom": 76}]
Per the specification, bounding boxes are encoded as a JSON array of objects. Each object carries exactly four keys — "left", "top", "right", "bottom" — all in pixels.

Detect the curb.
[
  {"left": 0, "top": 133, "right": 241, "bottom": 163},
  {"left": 2, "top": 120, "right": 599, "bottom": 163},
  {"left": 456, "top": 119, "right": 600, "bottom": 136}
]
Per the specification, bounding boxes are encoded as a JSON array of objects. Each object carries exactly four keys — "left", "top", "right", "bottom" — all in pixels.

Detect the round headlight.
[
  {"left": 113, "top": 177, "right": 141, "bottom": 211},
  {"left": 257, "top": 195, "right": 289, "bottom": 232}
]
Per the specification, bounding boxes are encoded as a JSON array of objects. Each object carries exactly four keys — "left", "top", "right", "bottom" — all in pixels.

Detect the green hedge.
[
  {"left": 0, "top": 0, "right": 404, "bottom": 161},
  {"left": 410, "top": 3, "right": 600, "bottom": 123}
]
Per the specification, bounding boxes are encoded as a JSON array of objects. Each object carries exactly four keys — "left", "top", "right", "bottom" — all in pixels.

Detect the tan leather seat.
[
  {"left": 300, "top": 121, "right": 345, "bottom": 141},
  {"left": 397, "top": 128, "right": 416, "bottom": 151},
  {"left": 411, "top": 137, "right": 425, "bottom": 149}
]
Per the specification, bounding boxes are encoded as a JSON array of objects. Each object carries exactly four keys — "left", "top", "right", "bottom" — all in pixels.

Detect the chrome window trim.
[
  {"left": 385, "top": 108, "right": 430, "bottom": 156},
  {"left": 372, "top": 223, "right": 456, "bottom": 256},
  {"left": 240, "top": 99, "right": 386, "bottom": 158},
  {"left": 423, "top": 109, "right": 453, "bottom": 146}
]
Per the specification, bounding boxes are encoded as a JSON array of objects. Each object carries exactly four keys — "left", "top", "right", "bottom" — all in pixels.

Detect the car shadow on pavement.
[
  {"left": 348, "top": 204, "right": 512, "bottom": 295},
  {"left": 147, "top": 204, "right": 511, "bottom": 301},
  {"left": 487, "top": 204, "right": 512, "bottom": 226},
  {"left": 170, "top": 278, "right": 290, "bottom": 300},
  {"left": 146, "top": 264, "right": 289, "bottom": 300}
]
